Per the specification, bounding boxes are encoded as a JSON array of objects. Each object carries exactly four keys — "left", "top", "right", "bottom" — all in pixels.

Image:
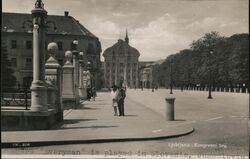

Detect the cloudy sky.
[{"left": 3, "top": 0, "right": 249, "bottom": 61}]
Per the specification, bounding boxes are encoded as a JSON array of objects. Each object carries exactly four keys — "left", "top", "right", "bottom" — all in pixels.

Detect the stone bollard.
[
  {"left": 165, "top": 97, "right": 175, "bottom": 121},
  {"left": 240, "top": 88, "right": 243, "bottom": 93},
  {"left": 246, "top": 88, "right": 248, "bottom": 94}
]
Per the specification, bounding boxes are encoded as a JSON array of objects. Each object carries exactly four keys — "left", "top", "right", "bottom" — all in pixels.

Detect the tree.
[
  {"left": 152, "top": 32, "right": 249, "bottom": 89},
  {"left": 1, "top": 42, "right": 16, "bottom": 92}
]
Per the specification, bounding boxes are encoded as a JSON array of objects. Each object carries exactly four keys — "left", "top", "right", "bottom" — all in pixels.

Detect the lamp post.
[
  {"left": 30, "top": 0, "right": 48, "bottom": 111},
  {"left": 79, "top": 52, "right": 84, "bottom": 99},
  {"left": 170, "top": 59, "right": 173, "bottom": 94},
  {"left": 72, "top": 39, "right": 80, "bottom": 106},
  {"left": 208, "top": 49, "right": 214, "bottom": 99},
  {"left": 87, "top": 61, "right": 92, "bottom": 88}
]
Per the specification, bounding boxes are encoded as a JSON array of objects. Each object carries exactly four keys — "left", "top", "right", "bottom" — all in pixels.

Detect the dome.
[{"left": 103, "top": 39, "right": 140, "bottom": 57}]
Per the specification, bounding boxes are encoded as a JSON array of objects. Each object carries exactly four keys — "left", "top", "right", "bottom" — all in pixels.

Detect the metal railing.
[{"left": 1, "top": 86, "right": 31, "bottom": 110}]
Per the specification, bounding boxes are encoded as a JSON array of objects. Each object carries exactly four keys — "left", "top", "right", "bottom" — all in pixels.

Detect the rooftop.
[{"left": 2, "top": 12, "right": 97, "bottom": 39}]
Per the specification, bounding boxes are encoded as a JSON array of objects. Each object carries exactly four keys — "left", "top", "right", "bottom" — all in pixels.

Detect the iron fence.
[{"left": 1, "top": 86, "right": 31, "bottom": 110}]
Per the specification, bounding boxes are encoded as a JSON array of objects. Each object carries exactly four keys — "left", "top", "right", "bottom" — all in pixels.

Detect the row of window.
[
  {"left": 11, "top": 40, "right": 32, "bottom": 49},
  {"left": 10, "top": 57, "right": 32, "bottom": 67},
  {"left": 106, "top": 74, "right": 136, "bottom": 79},
  {"left": 10, "top": 40, "right": 63, "bottom": 50},
  {"left": 9, "top": 57, "right": 64, "bottom": 67},
  {"left": 106, "top": 63, "right": 137, "bottom": 67},
  {"left": 106, "top": 68, "right": 136, "bottom": 73},
  {"left": 10, "top": 40, "right": 96, "bottom": 53}
]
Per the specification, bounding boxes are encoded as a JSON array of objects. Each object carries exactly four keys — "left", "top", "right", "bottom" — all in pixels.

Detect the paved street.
[{"left": 2, "top": 89, "right": 248, "bottom": 157}]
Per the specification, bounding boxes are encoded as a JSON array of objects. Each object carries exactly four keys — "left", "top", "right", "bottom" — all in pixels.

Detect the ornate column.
[
  {"left": 45, "top": 42, "right": 63, "bottom": 121},
  {"left": 62, "top": 51, "right": 75, "bottom": 101},
  {"left": 30, "top": 0, "right": 48, "bottom": 112}
]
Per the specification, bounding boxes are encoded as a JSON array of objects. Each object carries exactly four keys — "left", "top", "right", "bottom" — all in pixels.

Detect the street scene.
[{"left": 1, "top": 0, "right": 249, "bottom": 159}]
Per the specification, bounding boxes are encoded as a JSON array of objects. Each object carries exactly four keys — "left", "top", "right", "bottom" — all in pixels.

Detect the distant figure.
[
  {"left": 92, "top": 87, "right": 97, "bottom": 101},
  {"left": 87, "top": 86, "right": 92, "bottom": 101},
  {"left": 117, "top": 86, "right": 126, "bottom": 116},
  {"left": 111, "top": 85, "right": 119, "bottom": 116}
]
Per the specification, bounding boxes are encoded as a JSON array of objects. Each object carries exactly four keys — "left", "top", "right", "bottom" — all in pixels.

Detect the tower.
[{"left": 125, "top": 29, "right": 129, "bottom": 44}]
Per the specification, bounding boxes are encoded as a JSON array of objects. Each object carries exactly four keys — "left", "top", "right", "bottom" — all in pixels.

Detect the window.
[
  {"left": 11, "top": 40, "right": 17, "bottom": 49},
  {"left": 26, "top": 40, "right": 32, "bottom": 49},
  {"left": 57, "top": 41, "right": 63, "bottom": 51},
  {"left": 26, "top": 58, "right": 32, "bottom": 67},
  {"left": 10, "top": 58, "right": 17, "bottom": 66}
]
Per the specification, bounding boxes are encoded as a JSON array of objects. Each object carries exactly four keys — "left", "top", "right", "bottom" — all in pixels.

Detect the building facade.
[
  {"left": 2, "top": 12, "right": 102, "bottom": 88},
  {"left": 103, "top": 32, "right": 140, "bottom": 88}
]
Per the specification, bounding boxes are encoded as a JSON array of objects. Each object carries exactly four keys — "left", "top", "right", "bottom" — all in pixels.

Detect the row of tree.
[{"left": 152, "top": 32, "right": 249, "bottom": 88}]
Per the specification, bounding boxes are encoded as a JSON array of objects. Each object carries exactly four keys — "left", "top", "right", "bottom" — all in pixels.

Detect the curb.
[{"left": 1, "top": 128, "right": 194, "bottom": 148}]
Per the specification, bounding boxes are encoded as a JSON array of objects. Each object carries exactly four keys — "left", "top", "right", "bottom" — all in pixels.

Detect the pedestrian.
[
  {"left": 92, "top": 87, "right": 97, "bottom": 101},
  {"left": 111, "top": 85, "right": 119, "bottom": 116},
  {"left": 117, "top": 86, "right": 126, "bottom": 116},
  {"left": 87, "top": 85, "right": 92, "bottom": 101}
]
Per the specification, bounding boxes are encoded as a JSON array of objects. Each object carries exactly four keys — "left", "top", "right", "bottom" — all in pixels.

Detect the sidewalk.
[{"left": 2, "top": 92, "right": 194, "bottom": 148}]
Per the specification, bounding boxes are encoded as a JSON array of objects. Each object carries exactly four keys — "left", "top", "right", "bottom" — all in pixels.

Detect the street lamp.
[
  {"left": 87, "top": 61, "right": 92, "bottom": 88},
  {"left": 208, "top": 50, "right": 214, "bottom": 99}
]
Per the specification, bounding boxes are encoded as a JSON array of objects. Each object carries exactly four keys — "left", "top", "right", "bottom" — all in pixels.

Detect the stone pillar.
[
  {"left": 246, "top": 88, "right": 248, "bottom": 94},
  {"left": 165, "top": 97, "right": 175, "bottom": 121},
  {"left": 233, "top": 88, "right": 236, "bottom": 93},
  {"left": 62, "top": 51, "right": 75, "bottom": 101},
  {"left": 45, "top": 42, "right": 63, "bottom": 121},
  {"left": 30, "top": 3, "right": 48, "bottom": 112},
  {"left": 72, "top": 50, "right": 80, "bottom": 105}
]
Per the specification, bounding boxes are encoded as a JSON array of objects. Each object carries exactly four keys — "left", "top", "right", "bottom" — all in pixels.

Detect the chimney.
[{"left": 64, "top": 11, "right": 69, "bottom": 17}]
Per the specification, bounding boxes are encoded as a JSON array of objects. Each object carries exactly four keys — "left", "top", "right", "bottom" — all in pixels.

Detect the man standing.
[{"left": 117, "top": 86, "right": 126, "bottom": 116}]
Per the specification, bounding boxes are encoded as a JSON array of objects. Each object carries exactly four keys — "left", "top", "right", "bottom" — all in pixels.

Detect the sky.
[{"left": 2, "top": 0, "right": 249, "bottom": 61}]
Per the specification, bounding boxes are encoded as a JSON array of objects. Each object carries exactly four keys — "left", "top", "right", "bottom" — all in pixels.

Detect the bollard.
[{"left": 165, "top": 97, "right": 175, "bottom": 121}]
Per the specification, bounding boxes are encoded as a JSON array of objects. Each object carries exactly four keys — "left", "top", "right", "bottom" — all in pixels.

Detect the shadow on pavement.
[
  {"left": 63, "top": 119, "right": 97, "bottom": 124},
  {"left": 79, "top": 106, "right": 100, "bottom": 110},
  {"left": 123, "top": 114, "right": 138, "bottom": 117},
  {"left": 59, "top": 125, "right": 119, "bottom": 130},
  {"left": 174, "top": 119, "right": 186, "bottom": 121}
]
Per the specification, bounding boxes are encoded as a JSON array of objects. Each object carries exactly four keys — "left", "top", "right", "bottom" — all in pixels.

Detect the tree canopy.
[
  {"left": 153, "top": 32, "right": 249, "bottom": 88},
  {"left": 1, "top": 42, "right": 17, "bottom": 92}
]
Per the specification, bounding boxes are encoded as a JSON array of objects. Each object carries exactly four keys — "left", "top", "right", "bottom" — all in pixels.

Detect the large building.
[
  {"left": 2, "top": 12, "right": 102, "bottom": 88},
  {"left": 103, "top": 32, "right": 140, "bottom": 88}
]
